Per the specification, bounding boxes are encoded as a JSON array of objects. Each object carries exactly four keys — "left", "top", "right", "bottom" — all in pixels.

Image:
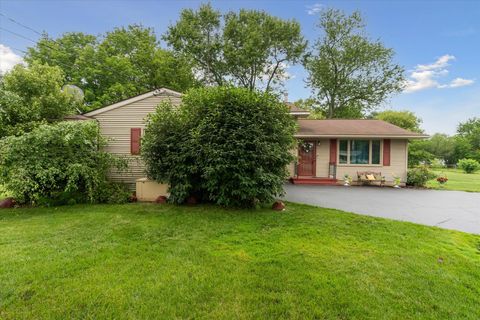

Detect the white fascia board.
[{"left": 84, "top": 88, "right": 182, "bottom": 117}]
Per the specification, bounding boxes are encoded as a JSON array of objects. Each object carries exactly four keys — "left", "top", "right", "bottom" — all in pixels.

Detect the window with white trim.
[{"left": 338, "top": 140, "right": 381, "bottom": 165}]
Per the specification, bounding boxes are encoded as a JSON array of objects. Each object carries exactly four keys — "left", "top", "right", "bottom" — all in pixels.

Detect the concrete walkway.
[{"left": 283, "top": 184, "right": 480, "bottom": 234}]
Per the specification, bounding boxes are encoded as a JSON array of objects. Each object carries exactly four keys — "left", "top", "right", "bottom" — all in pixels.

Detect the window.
[
  {"left": 350, "top": 140, "right": 369, "bottom": 164},
  {"left": 338, "top": 140, "right": 381, "bottom": 165},
  {"left": 339, "top": 140, "right": 348, "bottom": 164},
  {"left": 371, "top": 140, "right": 381, "bottom": 164}
]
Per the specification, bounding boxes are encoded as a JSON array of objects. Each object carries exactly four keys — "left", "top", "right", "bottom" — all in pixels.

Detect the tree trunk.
[{"left": 328, "top": 99, "right": 335, "bottom": 119}]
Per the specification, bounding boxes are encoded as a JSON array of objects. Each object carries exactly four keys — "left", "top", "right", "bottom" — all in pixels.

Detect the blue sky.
[{"left": 1, "top": 0, "right": 479, "bottom": 134}]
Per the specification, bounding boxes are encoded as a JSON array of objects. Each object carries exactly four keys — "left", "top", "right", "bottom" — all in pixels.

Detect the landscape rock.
[
  {"left": 272, "top": 200, "right": 285, "bottom": 211},
  {"left": 129, "top": 192, "right": 138, "bottom": 203},
  {"left": 0, "top": 198, "right": 16, "bottom": 209},
  {"left": 186, "top": 196, "right": 198, "bottom": 205},
  {"left": 155, "top": 195, "right": 168, "bottom": 204}
]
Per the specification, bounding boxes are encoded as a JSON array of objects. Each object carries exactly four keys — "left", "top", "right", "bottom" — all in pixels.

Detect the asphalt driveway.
[{"left": 283, "top": 184, "right": 480, "bottom": 234}]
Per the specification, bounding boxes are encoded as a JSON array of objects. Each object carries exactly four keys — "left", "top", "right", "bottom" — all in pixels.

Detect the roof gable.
[
  {"left": 286, "top": 102, "right": 310, "bottom": 116},
  {"left": 83, "top": 88, "right": 182, "bottom": 117}
]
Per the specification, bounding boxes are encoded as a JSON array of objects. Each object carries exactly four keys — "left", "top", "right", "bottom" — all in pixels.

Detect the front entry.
[{"left": 298, "top": 141, "right": 316, "bottom": 176}]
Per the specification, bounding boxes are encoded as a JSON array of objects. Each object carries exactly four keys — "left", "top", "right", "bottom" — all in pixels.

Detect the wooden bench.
[{"left": 357, "top": 171, "right": 385, "bottom": 187}]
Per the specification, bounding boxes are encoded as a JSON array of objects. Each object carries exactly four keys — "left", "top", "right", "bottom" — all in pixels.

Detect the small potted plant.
[
  {"left": 436, "top": 175, "right": 448, "bottom": 186},
  {"left": 392, "top": 173, "right": 401, "bottom": 188},
  {"left": 343, "top": 173, "right": 352, "bottom": 186}
]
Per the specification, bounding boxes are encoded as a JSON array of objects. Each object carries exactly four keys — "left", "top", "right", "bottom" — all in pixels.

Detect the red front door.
[{"left": 298, "top": 141, "right": 316, "bottom": 176}]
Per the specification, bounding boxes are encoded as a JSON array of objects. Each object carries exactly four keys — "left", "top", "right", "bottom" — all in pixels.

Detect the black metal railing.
[{"left": 328, "top": 162, "right": 336, "bottom": 179}]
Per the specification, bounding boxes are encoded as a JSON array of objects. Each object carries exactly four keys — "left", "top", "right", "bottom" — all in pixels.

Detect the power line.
[
  {"left": 0, "top": 12, "right": 43, "bottom": 36},
  {"left": 0, "top": 24, "right": 73, "bottom": 63},
  {"left": 10, "top": 47, "right": 28, "bottom": 55},
  {"left": 0, "top": 26, "right": 66, "bottom": 61},
  {"left": 0, "top": 12, "right": 144, "bottom": 82},
  {"left": 10, "top": 46, "right": 77, "bottom": 71},
  {"left": 0, "top": 26, "right": 37, "bottom": 44}
]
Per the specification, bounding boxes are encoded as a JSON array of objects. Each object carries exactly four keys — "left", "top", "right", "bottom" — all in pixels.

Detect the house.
[
  {"left": 80, "top": 88, "right": 427, "bottom": 191},
  {"left": 288, "top": 119, "right": 428, "bottom": 186}
]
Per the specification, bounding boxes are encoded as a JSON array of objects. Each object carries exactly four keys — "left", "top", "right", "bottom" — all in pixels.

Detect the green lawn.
[
  {"left": 0, "top": 203, "right": 479, "bottom": 319},
  {"left": 427, "top": 168, "right": 480, "bottom": 192}
]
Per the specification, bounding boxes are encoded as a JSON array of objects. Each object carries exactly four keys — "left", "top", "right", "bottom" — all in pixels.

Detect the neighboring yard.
[
  {"left": 427, "top": 168, "right": 480, "bottom": 192},
  {"left": 0, "top": 203, "right": 479, "bottom": 319}
]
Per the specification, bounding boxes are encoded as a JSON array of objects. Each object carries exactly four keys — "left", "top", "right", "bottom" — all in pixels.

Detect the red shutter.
[
  {"left": 383, "top": 139, "right": 391, "bottom": 166},
  {"left": 131, "top": 128, "right": 141, "bottom": 155},
  {"left": 329, "top": 139, "right": 337, "bottom": 164}
]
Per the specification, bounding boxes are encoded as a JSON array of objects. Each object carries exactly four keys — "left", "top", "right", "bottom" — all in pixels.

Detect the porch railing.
[{"left": 328, "top": 162, "right": 336, "bottom": 179}]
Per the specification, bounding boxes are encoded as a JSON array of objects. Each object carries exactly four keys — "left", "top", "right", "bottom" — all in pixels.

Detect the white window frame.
[{"left": 337, "top": 139, "right": 383, "bottom": 166}]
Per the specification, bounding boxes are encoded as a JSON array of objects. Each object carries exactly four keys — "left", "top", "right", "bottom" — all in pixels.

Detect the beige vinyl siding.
[
  {"left": 315, "top": 139, "right": 330, "bottom": 177},
  {"left": 91, "top": 93, "right": 181, "bottom": 188},
  {"left": 291, "top": 139, "right": 409, "bottom": 185},
  {"left": 335, "top": 139, "right": 408, "bottom": 185}
]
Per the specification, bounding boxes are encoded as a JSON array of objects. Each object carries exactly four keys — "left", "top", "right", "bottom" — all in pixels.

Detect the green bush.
[
  {"left": 0, "top": 121, "right": 127, "bottom": 205},
  {"left": 430, "top": 158, "right": 445, "bottom": 169},
  {"left": 457, "top": 158, "right": 480, "bottom": 174},
  {"left": 142, "top": 87, "right": 296, "bottom": 207},
  {"left": 407, "top": 166, "right": 436, "bottom": 187}
]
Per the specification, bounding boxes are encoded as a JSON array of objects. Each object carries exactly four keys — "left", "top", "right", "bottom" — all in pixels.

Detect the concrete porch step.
[{"left": 290, "top": 177, "right": 338, "bottom": 185}]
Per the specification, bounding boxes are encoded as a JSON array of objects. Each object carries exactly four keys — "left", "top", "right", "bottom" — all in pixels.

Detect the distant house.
[{"left": 80, "top": 88, "right": 427, "bottom": 189}]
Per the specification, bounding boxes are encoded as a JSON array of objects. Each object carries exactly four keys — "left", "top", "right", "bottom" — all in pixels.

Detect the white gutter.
[{"left": 294, "top": 134, "right": 429, "bottom": 139}]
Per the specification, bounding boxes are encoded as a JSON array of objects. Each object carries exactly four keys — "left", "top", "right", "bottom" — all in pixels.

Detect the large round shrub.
[
  {"left": 0, "top": 121, "right": 127, "bottom": 205},
  {"left": 458, "top": 158, "right": 480, "bottom": 174},
  {"left": 142, "top": 87, "right": 296, "bottom": 207}
]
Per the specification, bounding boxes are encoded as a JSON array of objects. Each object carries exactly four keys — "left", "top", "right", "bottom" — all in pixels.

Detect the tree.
[
  {"left": 304, "top": 9, "right": 404, "bottom": 118},
  {"left": 0, "top": 63, "right": 79, "bottom": 138},
  {"left": 373, "top": 110, "right": 423, "bottom": 132},
  {"left": 452, "top": 135, "right": 476, "bottom": 163},
  {"left": 26, "top": 25, "right": 197, "bottom": 111},
  {"left": 163, "top": 3, "right": 307, "bottom": 91},
  {"left": 425, "top": 134, "right": 454, "bottom": 164},
  {"left": 26, "top": 32, "right": 97, "bottom": 84},
  {"left": 142, "top": 87, "right": 296, "bottom": 207},
  {"left": 293, "top": 98, "right": 325, "bottom": 119},
  {"left": 457, "top": 118, "right": 480, "bottom": 151},
  {"left": 407, "top": 141, "right": 435, "bottom": 167}
]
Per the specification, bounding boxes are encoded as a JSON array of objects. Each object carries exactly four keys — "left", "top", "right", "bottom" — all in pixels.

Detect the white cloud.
[
  {"left": 415, "top": 54, "right": 455, "bottom": 71},
  {"left": 446, "top": 77, "right": 474, "bottom": 88},
  {"left": 404, "top": 54, "right": 474, "bottom": 93},
  {"left": 306, "top": 3, "right": 323, "bottom": 15},
  {"left": 0, "top": 44, "right": 24, "bottom": 75}
]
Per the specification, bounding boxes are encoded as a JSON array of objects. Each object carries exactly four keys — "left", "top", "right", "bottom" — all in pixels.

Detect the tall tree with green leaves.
[
  {"left": 0, "top": 63, "right": 80, "bottom": 138},
  {"left": 163, "top": 3, "right": 307, "bottom": 91},
  {"left": 457, "top": 118, "right": 480, "bottom": 151},
  {"left": 293, "top": 98, "right": 325, "bottom": 119},
  {"left": 304, "top": 9, "right": 405, "bottom": 118},
  {"left": 372, "top": 110, "right": 423, "bottom": 132},
  {"left": 25, "top": 25, "right": 197, "bottom": 111}
]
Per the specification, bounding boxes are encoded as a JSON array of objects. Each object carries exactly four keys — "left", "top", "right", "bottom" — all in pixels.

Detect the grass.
[
  {"left": 0, "top": 203, "right": 479, "bottom": 319},
  {"left": 427, "top": 168, "right": 480, "bottom": 192}
]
